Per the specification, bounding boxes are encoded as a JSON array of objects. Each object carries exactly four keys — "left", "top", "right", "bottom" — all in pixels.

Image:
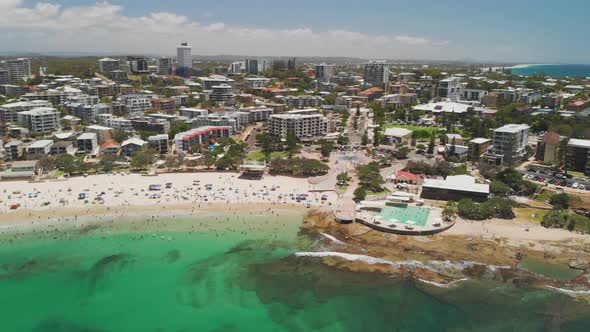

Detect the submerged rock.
[{"left": 569, "top": 259, "right": 590, "bottom": 271}]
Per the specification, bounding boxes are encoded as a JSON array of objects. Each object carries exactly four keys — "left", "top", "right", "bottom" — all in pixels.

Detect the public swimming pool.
[{"left": 377, "top": 205, "right": 430, "bottom": 227}]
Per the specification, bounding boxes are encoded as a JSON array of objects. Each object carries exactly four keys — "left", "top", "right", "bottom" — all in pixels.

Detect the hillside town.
[{"left": 1, "top": 43, "right": 590, "bottom": 234}]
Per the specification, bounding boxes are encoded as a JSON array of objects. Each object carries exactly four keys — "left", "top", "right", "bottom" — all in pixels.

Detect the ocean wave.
[
  {"left": 320, "top": 233, "right": 346, "bottom": 245},
  {"left": 294, "top": 252, "right": 511, "bottom": 275},
  {"left": 545, "top": 286, "right": 590, "bottom": 296},
  {"left": 417, "top": 278, "right": 469, "bottom": 288}
]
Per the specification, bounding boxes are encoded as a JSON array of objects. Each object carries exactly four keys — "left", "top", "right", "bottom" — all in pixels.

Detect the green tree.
[
  {"left": 130, "top": 148, "right": 155, "bottom": 170},
  {"left": 541, "top": 211, "right": 568, "bottom": 229},
  {"left": 203, "top": 150, "right": 217, "bottom": 169},
  {"left": 411, "top": 131, "right": 417, "bottom": 147},
  {"left": 396, "top": 146, "right": 411, "bottom": 159},
  {"left": 442, "top": 201, "right": 458, "bottom": 221},
  {"left": 490, "top": 180, "right": 512, "bottom": 197},
  {"left": 361, "top": 132, "right": 369, "bottom": 146},
  {"left": 168, "top": 122, "right": 191, "bottom": 139},
  {"left": 318, "top": 139, "right": 335, "bottom": 159},
  {"left": 353, "top": 187, "right": 367, "bottom": 202},
  {"left": 357, "top": 162, "right": 385, "bottom": 192},
  {"left": 337, "top": 135, "right": 349, "bottom": 146},
  {"left": 99, "top": 154, "right": 120, "bottom": 172},
  {"left": 285, "top": 133, "right": 301, "bottom": 158},
  {"left": 112, "top": 130, "right": 130, "bottom": 144},
  {"left": 336, "top": 171, "right": 352, "bottom": 184},
  {"left": 549, "top": 193, "right": 570, "bottom": 210},
  {"left": 427, "top": 132, "right": 435, "bottom": 154}
]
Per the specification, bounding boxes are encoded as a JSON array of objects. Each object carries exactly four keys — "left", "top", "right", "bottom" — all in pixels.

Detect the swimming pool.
[{"left": 376, "top": 205, "right": 430, "bottom": 227}]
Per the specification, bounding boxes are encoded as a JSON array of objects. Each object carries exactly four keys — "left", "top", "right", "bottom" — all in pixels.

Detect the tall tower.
[{"left": 177, "top": 42, "right": 192, "bottom": 68}]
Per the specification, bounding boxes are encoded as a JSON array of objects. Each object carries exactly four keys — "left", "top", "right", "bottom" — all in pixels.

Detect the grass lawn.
[
  {"left": 514, "top": 207, "right": 549, "bottom": 224},
  {"left": 246, "top": 150, "right": 288, "bottom": 161},
  {"left": 533, "top": 189, "right": 554, "bottom": 203},
  {"left": 53, "top": 170, "right": 65, "bottom": 177},
  {"left": 567, "top": 171, "right": 589, "bottom": 179}
]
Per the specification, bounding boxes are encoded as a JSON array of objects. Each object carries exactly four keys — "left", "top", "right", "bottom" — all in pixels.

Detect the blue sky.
[{"left": 9, "top": 0, "right": 590, "bottom": 62}]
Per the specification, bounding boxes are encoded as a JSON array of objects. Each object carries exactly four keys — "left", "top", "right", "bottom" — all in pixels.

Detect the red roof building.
[{"left": 567, "top": 99, "right": 588, "bottom": 112}]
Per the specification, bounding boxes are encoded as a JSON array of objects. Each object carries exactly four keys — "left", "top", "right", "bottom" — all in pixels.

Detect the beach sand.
[{"left": 0, "top": 172, "right": 338, "bottom": 227}]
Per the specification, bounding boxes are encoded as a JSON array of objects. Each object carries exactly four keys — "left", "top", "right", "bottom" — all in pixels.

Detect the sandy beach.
[{"left": 0, "top": 172, "right": 338, "bottom": 226}]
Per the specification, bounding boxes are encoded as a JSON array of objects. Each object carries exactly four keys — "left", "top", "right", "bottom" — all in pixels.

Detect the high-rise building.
[
  {"left": 364, "top": 62, "right": 389, "bottom": 86},
  {"left": 98, "top": 58, "right": 120, "bottom": 74},
  {"left": 0, "top": 69, "right": 9, "bottom": 85},
  {"left": 158, "top": 57, "right": 173, "bottom": 75},
  {"left": 177, "top": 42, "right": 193, "bottom": 68},
  {"left": 245, "top": 59, "right": 268, "bottom": 74},
  {"left": 486, "top": 124, "right": 530, "bottom": 165},
  {"left": 7, "top": 58, "right": 32, "bottom": 82},
  {"left": 126, "top": 56, "right": 149, "bottom": 74},
  {"left": 315, "top": 64, "right": 335, "bottom": 82}
]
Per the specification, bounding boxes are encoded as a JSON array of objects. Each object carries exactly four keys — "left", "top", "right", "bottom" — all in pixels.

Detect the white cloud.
[{"left": 0, "top": 1, "right": 452, "bottom": 58}]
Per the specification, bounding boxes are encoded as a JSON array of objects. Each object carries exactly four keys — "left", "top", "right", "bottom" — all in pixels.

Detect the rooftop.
[
  {"left": 384, "top": 127, "right": 412, "bottom": 137},
  {"left": 568, "top": 138, "right": 590, "bottom": 149},
  {"left": 423, "top": 175, "right": 489, "bottom": 194},
  {"left": 28, "top": 140, "right": 53, "bottom": 148},
  {"left": 469, "top": 138, "right": 491, "bottom": 144},
  {"left": 494, "top": 124, "right": 530, "bottom": 133}
]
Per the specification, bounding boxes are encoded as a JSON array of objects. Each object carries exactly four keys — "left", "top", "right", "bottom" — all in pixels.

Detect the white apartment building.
[
  {"left": 242, "top": 107, "right": 273, "bottom": 122},
  {"left": 364, "top": 62, "right": 389, "bottom": 85},
  {"left": 436, "top": 77, "right": 465, "bottom": 101},
  {"left": 4, "top": 140, "right": 24, "bottom": 161},
  {"left": 76, "top": 132, "right": 98, "bottom": 155},
  {"left": 229, "top": 61, "right": 245, "bottom": 74},
  {"left": 177, "top": 42, "right": 192, "bottom": 68},
  {"left": 98, "top": 58, "right": 120, "bottom": 74},
  {"left": 200, "top": 76, "right": 235, "bottom": 90},
  {"left": 0, "top": 100, "right": 52, "bottom": 123},
  {"left": 120, "top": 95, "right": 152, "bottom": 114},
  {"left": 7, "top": 58, "right": 32, "bottom": 81},
  {"left": 268, "top": 109, "right": 329, "bottom": 140},
  {"left": 26, "top": 140, "right": 53, "bottom": 160},
  {"left": 99, "top": 114, "right": 133, "bottom": 132},
  {"left": 487, "top": 124, "right": 530, "bottom": 165},
  {"left": 179, "top": 107, "right": 208, "bottom": 118},
  {"left": 244, "top": 77, "right": 271, "bottom": 89},
  {"left": 17, "top": 107, "right": 61, "bottom": 134}
]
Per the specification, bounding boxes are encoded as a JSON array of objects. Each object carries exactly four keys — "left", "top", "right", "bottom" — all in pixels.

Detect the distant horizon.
[{"left": 1, "top": 1, "right": 589, "bottom": 64}]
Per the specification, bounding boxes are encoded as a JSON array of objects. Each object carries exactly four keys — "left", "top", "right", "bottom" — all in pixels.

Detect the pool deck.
[{"left": 354, "top": 203, "right": 454, "bottom": 235}]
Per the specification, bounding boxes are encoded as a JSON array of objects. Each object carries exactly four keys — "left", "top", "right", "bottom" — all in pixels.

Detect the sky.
[{"left": 2, "top": 0, "right": 589, "bottom": 63}]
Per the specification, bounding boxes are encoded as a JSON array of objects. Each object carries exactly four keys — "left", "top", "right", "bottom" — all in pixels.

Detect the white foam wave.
[
  {"left": 546, "top": 286, "right": 590, "bottom": 296},
  {"left": 320, "top": 233, "right": 346, "bottom": 245},
  {"left": 294, "top": 252, "right": 511, "bottom": 275},
  {"left": 417, "top": 278, "right": 469, "bottom": 288}
]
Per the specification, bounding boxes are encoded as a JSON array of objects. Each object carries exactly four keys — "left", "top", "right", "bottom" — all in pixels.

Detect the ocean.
[
  {"left": 511, "top": 64, "right": 590, "bottom": 78},
  {"left": 1, "top": 212, "right": 590, "bottom": 331}
]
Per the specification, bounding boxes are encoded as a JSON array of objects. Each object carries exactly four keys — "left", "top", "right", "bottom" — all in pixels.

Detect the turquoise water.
[
  {"left": 0, "top": 212, "right": 589, "bottom": 331},
  {"left": 518, "top": 257, "right": 583, "bottom": 281},
  {"left": 511, "top": 64, "right": 590, "bottom": 78},
  {"left": 377, "top": 205, "right": 430, "bottom": 226}
]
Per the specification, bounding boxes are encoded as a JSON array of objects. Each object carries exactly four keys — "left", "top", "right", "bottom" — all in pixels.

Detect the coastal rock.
[{"left": 569, "top": 259, "right": 590, "bottom": 271}]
